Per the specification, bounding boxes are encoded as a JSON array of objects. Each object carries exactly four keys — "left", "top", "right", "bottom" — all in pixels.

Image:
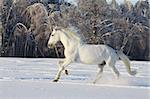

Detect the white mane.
[{"left": 61, "top": 27, "right": 83, "bottom": 43}]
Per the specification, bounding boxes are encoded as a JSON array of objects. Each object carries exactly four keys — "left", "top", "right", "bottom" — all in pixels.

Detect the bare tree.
[
  {"left": 56, "top": 0, "right": 150, "bottom": 60},
  {"left": 0, "top": 0, "right": 149, "bottom": 60}
]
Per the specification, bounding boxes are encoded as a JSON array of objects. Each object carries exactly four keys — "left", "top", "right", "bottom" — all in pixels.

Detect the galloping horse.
[{"left": 48, "top": 26, "right": 136, "bottom": 83}]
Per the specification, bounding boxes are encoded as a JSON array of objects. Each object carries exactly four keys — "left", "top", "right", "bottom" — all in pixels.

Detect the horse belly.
[{"left": 78, "top": 46, "right": 104, "bottom": 64}]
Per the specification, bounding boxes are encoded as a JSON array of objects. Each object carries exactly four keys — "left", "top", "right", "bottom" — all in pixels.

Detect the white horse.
[{"left": 48, "top": 26, "right": 136, "bottom": 83}]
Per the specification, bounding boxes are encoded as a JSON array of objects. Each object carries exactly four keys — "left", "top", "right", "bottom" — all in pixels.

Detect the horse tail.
[{"left": 116, "top": 51, "right": 137, "bottom": 76}]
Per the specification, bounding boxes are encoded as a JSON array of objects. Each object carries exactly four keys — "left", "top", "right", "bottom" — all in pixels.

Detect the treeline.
[{"left": 0, "top": 0, "right": 149, "bottom": 60}]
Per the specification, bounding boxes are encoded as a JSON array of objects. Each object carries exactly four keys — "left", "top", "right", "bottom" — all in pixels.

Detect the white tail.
[{"left": 117, "top": 51, "right": 137, "bottom": 76}]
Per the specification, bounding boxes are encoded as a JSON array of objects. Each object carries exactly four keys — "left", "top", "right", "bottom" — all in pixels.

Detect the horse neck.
[{"left": 60, "top": 32, "right": 80, "bottom": 50}]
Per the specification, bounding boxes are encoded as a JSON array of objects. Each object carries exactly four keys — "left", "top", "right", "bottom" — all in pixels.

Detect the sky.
[
  {"left": 65, "top": 0, "right": 150, "bottom": 6},
  {"left": 107, "top": 0, "right": 149, "bottom": 5}
]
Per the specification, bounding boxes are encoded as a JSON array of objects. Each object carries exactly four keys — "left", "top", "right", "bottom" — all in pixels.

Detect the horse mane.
[{"left": 61, "top": 27, "right": 82, "bottom": 43}]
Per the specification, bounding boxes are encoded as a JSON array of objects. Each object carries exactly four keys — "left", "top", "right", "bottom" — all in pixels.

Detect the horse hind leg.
[
  {"left": 110, "top": 65, "right": 120, "bottom": 79},
  {"left": 107, "top": 58, "right": 120, "bottom": 79},
  {"left": 93, "top": 61, "right": 106, "bottom": 84}
]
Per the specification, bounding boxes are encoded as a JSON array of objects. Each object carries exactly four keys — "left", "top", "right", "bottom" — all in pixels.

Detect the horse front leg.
[
  {"left": 53, "top": 66, "right": 65, "bottom": 82},
  {"left": 53, "top": 59, "right": 72, "bottom": 82},
  {"left": 57, "top": 60, "right": 69, "bottom": 75}
]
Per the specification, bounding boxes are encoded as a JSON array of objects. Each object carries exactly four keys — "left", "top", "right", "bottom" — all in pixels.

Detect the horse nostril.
[{"left": 48, "top": 44, "right": 53, "bottom": 48}]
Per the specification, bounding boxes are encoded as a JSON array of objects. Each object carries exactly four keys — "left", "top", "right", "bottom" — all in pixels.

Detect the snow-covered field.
[{"left": 0, "top": 58, "right": 149, "bottom": 99}]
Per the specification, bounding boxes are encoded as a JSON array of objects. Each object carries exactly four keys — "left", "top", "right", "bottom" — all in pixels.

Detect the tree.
[{"left": 0, "top": 0, "right": 149, "bottom": 60}]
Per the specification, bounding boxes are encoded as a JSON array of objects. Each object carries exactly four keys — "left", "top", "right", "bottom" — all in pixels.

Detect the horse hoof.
[
  {"left": 93, "top": 82, "right": 96, "bottom": 84},
  {"left": 130, "top": 70, "right": 137, "bottom": 76},
  {"left": 65, "top": 70, "right": 69, "bottom": 75},
  {"left": 53, "top": 79, "right": 58, "bottom": 82}
]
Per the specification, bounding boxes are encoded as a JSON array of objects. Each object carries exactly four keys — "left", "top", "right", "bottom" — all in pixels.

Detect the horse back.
[{"left": 77, "top": 44, "right": 112, "bottom": 64}]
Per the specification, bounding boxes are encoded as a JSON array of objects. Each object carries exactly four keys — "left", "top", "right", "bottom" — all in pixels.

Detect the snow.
[{"left": 0, "top": 58, "right": 150, "bottom": 99}]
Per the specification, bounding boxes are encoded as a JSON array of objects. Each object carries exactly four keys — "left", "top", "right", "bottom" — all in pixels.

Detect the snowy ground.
[{"left": 0, "top": 58, "right": 149, "bottom": 99}]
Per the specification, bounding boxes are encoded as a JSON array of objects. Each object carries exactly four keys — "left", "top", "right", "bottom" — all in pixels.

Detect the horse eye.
[{"left": 51, "top": 34, "right": 54, "bottom": 36}]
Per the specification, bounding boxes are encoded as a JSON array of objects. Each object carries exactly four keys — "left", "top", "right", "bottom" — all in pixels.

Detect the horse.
[{"left": 48, "top": 26, "right": 136, "bottom": 83}]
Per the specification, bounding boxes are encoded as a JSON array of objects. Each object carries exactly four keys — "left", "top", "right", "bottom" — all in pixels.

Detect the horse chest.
[
  {"left": 64, "top": 47, "right": 77, "bottom": 58},
  {"left": 64, "top": 43, "right": 78, "bottom": 58}
]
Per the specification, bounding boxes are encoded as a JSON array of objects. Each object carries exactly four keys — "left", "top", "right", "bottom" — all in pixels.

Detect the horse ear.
[
  {"left": 52, "top": 26, "right": 56, "bottom": 30},
  {"left": 54, "top": 26, "right": 57, "bottom": 29},
  {"left": 55, "top": 26, "right": 61, "bottom": 31}
]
